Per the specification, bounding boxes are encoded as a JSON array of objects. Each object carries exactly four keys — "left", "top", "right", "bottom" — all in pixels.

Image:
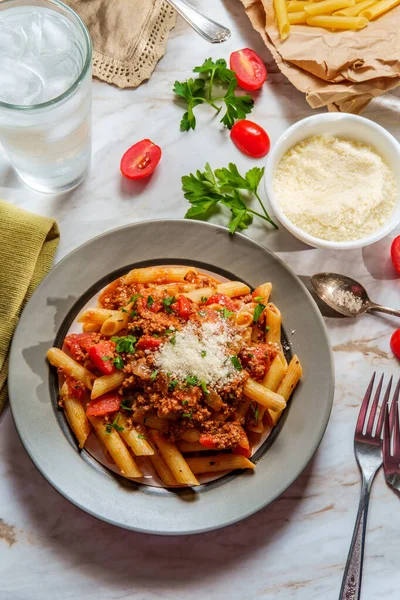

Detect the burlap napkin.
[
  {"left": 65, "top": 0, "right": 176, "bottom": 88},
  {"left": 0, "top": 201, "right": 59, "bottom": 414},
  {"left": 240, "top": 0, "right": 400, "bottom": 113}
]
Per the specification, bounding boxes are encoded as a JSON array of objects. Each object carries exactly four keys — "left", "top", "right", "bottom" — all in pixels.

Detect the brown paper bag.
[{"left": 239, "top": 0, "right": 400, "bottom": 112}]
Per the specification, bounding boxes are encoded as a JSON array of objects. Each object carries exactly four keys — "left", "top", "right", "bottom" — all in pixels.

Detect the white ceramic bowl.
[{"left": 265, "top": 113, "right": 400, "bottom": 250}]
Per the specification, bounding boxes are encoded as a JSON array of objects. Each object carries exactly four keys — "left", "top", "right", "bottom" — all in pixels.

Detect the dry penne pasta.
[
  {"left": 360, "top": 0, "right": 400, "bottom": 18},
  {"left": 287, "top": 0, "right": 311, "bottom": 10},
  {"left": 288, "top": 10, "right": 309, "bottom": 22},
  {"left": 88, "top": 415, "right": 143, "bottom": 478},
  {"left": 47, "top": 348, "right": 95, "bottom": 390},
  {"left": 306, "top": 14, "right": 368, "bottom": 25},
  {"left": 216, "top": 281, "right": 251, "bottom": 298},
  {"left": 125, "top": 266, "right": 198, "bottom": 284},
  {"left": 91, "top": 372, "right": 125, "bottom": 399},
  {"left": 150, "top": 431, "right": 199, "bottom": 486},
  {"left": 186, "top": 455, "right": 255, "bottom": 474},
  {"left": 60, "top": 383, "right": 91, "bottom": 448},
  {"left": 274, "top": 0, "right": 291, "bottom": 37},
  {"left": 304, "top": 0, "right": 354, "bottom": 15},
  {"left": 333, "top": 0, "right": 375, "bottom": 15},
  {"left": 117, "top": 414, "right": 154, "bottom": 456}
]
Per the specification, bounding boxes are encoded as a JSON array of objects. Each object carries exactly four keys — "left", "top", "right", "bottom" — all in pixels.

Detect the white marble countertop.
[{"left": 1, "top": 2, "right": 400, "bottom": 599}]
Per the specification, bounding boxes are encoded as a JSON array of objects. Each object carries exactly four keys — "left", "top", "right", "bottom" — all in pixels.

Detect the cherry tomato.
[
  {"left": 230, "top": 48, "right": 267, "bottom": 91},
  {"left": 120, "top": 139, "right": 162, "bottom": 180},
  {"left": 205, "top": 293, "right": 236, "bottom": 311},
  {"left": 136, "top": 336, "right": 162, "bottom": 350},
  {"left": 86, "top": 392, "right": 121, "bottom": 417},
  {"left": 391, "top": 236, "right": 400, "bottom": 274},
  {"left": 230, "top": 120, "right": 270, "bottom": 158},
  {"left": 391, "top": 329, "right": 400, "bottom": 360},
  {"left": 88, "top": 341, "right": 116, "bottom": 375},
  {"left": 64, "top": 332, "right": 98, "bottom": 362},
  {"left": 172, "top": 295, "right": 193, "bottom": 320}
]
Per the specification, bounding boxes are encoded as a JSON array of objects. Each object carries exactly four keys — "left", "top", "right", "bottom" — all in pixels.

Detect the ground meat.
[
  {"left": 239, "top": 343, "right": 277, "bottom": 380},
  {"left": 201, "top": 422, "right": 243, "bottom": 450},
  {"left": 99, "top": 279, "right": 141, "bottom": 310},
  {"left": 132, "top": 312, "right": 181, "bottom": 336},
  {"left": 216, "top": 370, "right": 248, "bottom": 398}
]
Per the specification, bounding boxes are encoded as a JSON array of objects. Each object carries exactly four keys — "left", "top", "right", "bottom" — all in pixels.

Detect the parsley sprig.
[
  {"left": 111, "top": 335, "right": 137, "bottom": 354},
  {"left": 182, "top": 163, "right": 278, "bottom": 234},
  {"left": 173, "top": 58, "right": 254, "bottom": 131},
  {"left": 105, "top": 415, "right": 124, "bottom": 434}
]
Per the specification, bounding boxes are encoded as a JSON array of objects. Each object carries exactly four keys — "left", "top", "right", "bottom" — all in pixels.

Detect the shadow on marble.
[
  {"left": 362, "top": 238, "right": 399, "bottom": 282},
  {"left": 4, "top": 418, "right": 317, "bottom": 589},
  {"left": 119, "top": 174, "right": 154, "bottom": 198}
]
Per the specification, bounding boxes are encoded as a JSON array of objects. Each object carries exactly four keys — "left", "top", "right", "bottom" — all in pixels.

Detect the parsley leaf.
[
  {"left": 182, "top": 410, "right": 193, "bottom": 420},
  {"left": 186, "top": 375, "right": 199, "bottom": 386},
  {"left": 173, "top": 78, "right": 207, "bottom": 131},
  {"left": 111, "top": 335, "right": 137, "bottom": 353},
  {"left": 182, "top": 399, "right": 189, "bottom": 405},
  {"left": 113, "top": 356, "right": 124, "bottom": 370},
  {"left": 130, "top": 310, "right": 137, "bottom": 318},
  {"left": 170, "top": 334, "right": 176, "bottom": 346},
  {"left": 201, "top": 350, "right": 207, "bottom": 358},
  {"left": 253, "top": 302, "right": 266, "bottom": 323},
  {"left": 168, "top": 379, "right": 179, "bottom": 392},
  {"left": 200, "top": 296, "right": 208, "bottom": 303},
  {"left": 138, "top": 434, "right": 147, "bottom": 440},
  {"left": 101, "top": 356, "right": 111, "bottom": 362},
  {"left": 164, "top": 327, "right": 175, "bottom": 335},
  {"left": 219, "top": 78, "right": 254, "bottom": 130},
  {"left": 120, "top": 399, "right": 133, "bottom": 412},
  {"left": 162, "top": 296, "right": 177, "bottom": 314},
  {"left": 265, "top": 325, "right": 270, "bottom": 333},
  {"left": 105, "top": 415, "right": 124, "bottom": 434},
  {"left": 129, "top": 293, "right": 143, "bottom": 304},
  {"left": 147, "top": 296, "right": 154, "bottom": 308},
  {"left": 120, "top": 308, "right": 127, "bottom": 313},
  {"left": 251, "top": 402, "right": 259, "bottom": 422},
  {"left": 151, "top": 369, "right": 159, "bottom": 381},
  {"left": 217, "top": 307, "right": 235, "bottom": 319},
  {"left": 230, "top": 356, "right": 242, "bottom": 371},
  {"left": 193, "top": 57, "right": 235, "bottom": 90},
  {"left": 200, "top": 380, "right": 209, "bottom": 395}
]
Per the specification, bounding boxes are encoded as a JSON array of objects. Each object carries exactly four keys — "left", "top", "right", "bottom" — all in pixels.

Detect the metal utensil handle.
[
  {"left": 166, "top": 0, "right": 231, "bottom": 43},
  {"left": 339, "top": 477, "right": 371, "bottom": 600},
  {"left": 368, "top": 303, "right": 400, "bottom": 318}
]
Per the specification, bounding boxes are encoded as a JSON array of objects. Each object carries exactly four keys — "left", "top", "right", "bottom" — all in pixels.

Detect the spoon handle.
[
  {"left": 368, "top": 303, "right": 400, "bottom": 318},
  {"left": 165, "top": 0, "right": 231, "bottom": 43}
]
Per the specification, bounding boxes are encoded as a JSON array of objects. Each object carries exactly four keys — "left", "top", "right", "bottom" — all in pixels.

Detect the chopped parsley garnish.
[
  {"left": 164, "top": 328, "right": 175, "bottom": 335},
  {"left": 251, "top": 402, "right": 259, "bottom": 422},
  {"left": 130, "top": 310, "right": 137, "bottom": 318},
  {"left": 198, "top": 310, "right": 206, "bottom": 317},
  {"left": 152, "top": 333, "right": 160, "bottom": 338},
  {"left": 151, "top": 369, "right": 159, "bottom": 381},
  {"left": 182, "top": 410, "right": 193, "bottom": 420},
  {"left": 201, "top": 350, "right": 207, "bottom": 358},
  {"left": 186, "top": 375, "right": 199, "bottom": 386},
  {"left": 253, "top": 302, "right": 266, "bottom": 324},
  {"left": 129, "top": 293, "right": 143, "bottom": 304},
  {"left": 138, "top": 434, "right": 147, "bottom": 440},
  {"left": 230, "top": 355, "right": 242, "bottom": 371},
  {"left": 200, "top": 380, "right": 209, "bottom": 395},
  {"left": 168, "top": 379, "right": 179, "bottom": 392},
  {"left": 182, "top": 399, "right": 189, "bottom": 405},
  {"left": 105, "top": 415, "right": 124, "bottom": 434},
  {"left": 218, "top": 307, "right": 235, "bottom": 319},
  {"left": 253, "top": 295, "right": 264, "bottom": 302},
  {"left": 147, "top": 296, "right": 154, "bottom": 308},
  {"left": 200, "top": 296, "right": 208, "bottom": 303},
  {"left": 120, "top": 399, "right": 133, "bottom": 412},
  {"left": 120, "top": 308, "right": 128, "bottom": 313},
  {"left": 265, "top": 325, "right": 270, "bottom": 333},
  {"left": 170, "top": 334, "right": 176, "bottom": 346},
  {"left": 111, "top": 335, "right": 137, "bottom": 353},
  {"left": 162, "top": 296, "right": 177, "bottom": 313},
  {"left": 113, "top": 356, "right": 124, "bottom": 370},
  {"left": 247, "top": 353, "right": 254, "bottom": 359},
  {"left": 101, "top": 356, "right": 111, "bottom": 362}
]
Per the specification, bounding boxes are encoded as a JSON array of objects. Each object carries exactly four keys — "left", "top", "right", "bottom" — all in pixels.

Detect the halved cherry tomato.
[
  {"left": 86, "top": 392, "right": 121, "bottom": 417},
  {"left": 136, "top": 336, "right": 162, "bottom": 350},
  {"left": 230, "top": 48, "right": 267, "bottom": 91},
  {"left": 230, "top": 120, "right": 270, "bottom": 158},
  {"left": 390, "top": 329, "right": 400, "bottom": 360},
  {"left": 172, "top": 295, "right": 193, "bottom": 320},
  {"left": 205, "top": 293, "right": 236, "bottom": 311},
  {"left": 391, "top": 236, "right": 400, "bottom": 274},
  {"left": 88, "top": 340, "right": 116, "bottom": 375},
  {"left": 199, "top": 434, "right": 219, "bottom": 449},
  {"left": 120, "top": 139, "right": 162, "bottom": 180},
  {"left": 64, "top": 332, "right": 98, "bottom": 362}
]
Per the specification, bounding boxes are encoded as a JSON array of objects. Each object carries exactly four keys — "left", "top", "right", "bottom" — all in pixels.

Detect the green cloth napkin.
[{"left": 0, "top": 200, "right": 60, "bottom": 413}]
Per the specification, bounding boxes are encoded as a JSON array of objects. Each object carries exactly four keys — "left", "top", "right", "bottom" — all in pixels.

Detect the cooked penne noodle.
[
  {"left": 246, "top": 402, "right": 264, "bottom": 434},
  {"left": 100, "top": 310, "right": 129, "bottom": 336},
  {"left": 235, "top": 309, "right": 254, "bottom": 328},
  {"left": 82, "top": 322, "right": 101, "bottom": 332},
  {"left": 287, "top": 0, "right": 312, "bottom": 9},
  {"left": 237, "top": 397, "right": 252, "bottom": 417},
  {"left": 244, "top": 378, "right": 286, "bottom": 411},
  {"left": 150, "top": 431, "right": 199, "bottom": 486},
  {"left": 289, "top": 9, "right": 309, "bottom": 21},
  {"left": 60, "top": 383, "right": 91, "bottom": 448},
  {"left": 274, "top": 0, "right": 291, "bottom": 37},
  {"left": 178, "top": 441, "right": 211, "bottom": 453},
  {"left": 91, "top": 372, "right": 125, "bottom": 399},
  {"left": 306, "top": 14, "right": 368, "bottom": 26},
  {"left": 265, "top": 303, "right": 282, "bottom": 345},
  {"left": 78, "top": 307, "right": 118, "bottom": 324},
  {"left": 276, "top": 355, "right": 303, "bottom": 401},
  {"left": 216, "top": 281, "right": 251, "bottom": 298},
  {"left": 147, "top": 438, "right": 179, "bottom": 486},
  {"left": 117, "top": 414, "right": 154, "bottom": 456},
  {"left": 251, "top": 282, "right": 272, "bottom": 304},
  {"left": 47, "top": 348, "right": 95, "bottom": 390},
  {"left": 249, "top": 354, "right": 288, "bottom": 430},
  {"left": 305, "top": 0, "right": 354, "bottom": 14},
  {"left": 360, "top": 0, "right": 400, "bottom": 19},
  {"left": 181, "top": 287, "right": 216, "bottom": 304},
  {"left": 180, "top": 428, "right": 201, "bottom": 442},
  {"left": 125, "top": 266, "right": 198, "bottom": 284},
  {"left": 333, "top": 0, "right": 375, "bottom": 15},
  {"left": 132, "top": 413, "right": 164, "bottom": 431},
  {"left": 186, "top": 454, "right": 255, "bottom": 474},
  {"left": 88, "top": 415, "right": 143, "bottom": 478}
]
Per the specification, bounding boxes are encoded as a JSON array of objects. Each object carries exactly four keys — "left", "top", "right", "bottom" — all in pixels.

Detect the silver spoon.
[
  {"left": 165, "top": 0, "right": 231, "bottom": 43},
  {"left": 311, "top": 273, "right": 400, "bottom": 318}
]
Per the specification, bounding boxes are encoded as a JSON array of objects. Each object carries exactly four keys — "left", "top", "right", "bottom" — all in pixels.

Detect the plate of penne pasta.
[{"left": 9, "top": 220, "right": 334, "bottom": 534}]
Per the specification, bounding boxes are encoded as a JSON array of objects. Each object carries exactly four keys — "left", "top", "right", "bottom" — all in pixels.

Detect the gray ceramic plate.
[{"left": 9, "top": 220, "right": 334, "bottom": 535}]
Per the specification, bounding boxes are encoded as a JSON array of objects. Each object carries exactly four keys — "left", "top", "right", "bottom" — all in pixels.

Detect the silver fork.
[
  {"left": 383, "top": 379, "right": 400, "bottom": 494},
  {"left": 339, "top": 374, "right": 391, "bottom": 600},
  {"left": 165, "top": 0, "right": 231, "bottom": 43}
]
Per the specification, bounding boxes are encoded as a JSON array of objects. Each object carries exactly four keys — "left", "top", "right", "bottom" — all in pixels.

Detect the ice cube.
[
  {"left": 0, "top": 21, "right": 26, "bottom": 57},
  {"left": 0, "top": 57, "right": 43, "bottom": 105},
  {"left": 39, "top": 13, "right": 74, "bottom": 56}
]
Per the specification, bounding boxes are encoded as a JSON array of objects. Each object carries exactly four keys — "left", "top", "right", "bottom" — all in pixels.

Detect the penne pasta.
[
  {"left": 274, "top": 0, "right": 291, "bottom": 38},
  {"left": 288, "top": 9, "right": 309, "bottom": 21},
  {"left": 235, "top": 308, "right": 254, "bottom": 328},
  {"left": 47, "top": 348, "right": 95, "bottom": 390},
  {"left": 269, "top": 355, "right": 303, "bottom": 425},
  {"left": 181, "top": 287, "right": 216, "bottom": 304},
  {"left": 306, "top": 14, "right": 368, "bottom": 26},
  {"left": 132, "top": 412, "right": 164, "bottom": 431},
  {"left": 247, "top": 354, "right": 288, "bottom": 432},
  {"left": 117, "top": 414, "right": 154, "bottom": 456},
  {"left": 333, "top": 0, "right": 375, "bottom": 15},
  {"left": 216, "top": 281, "right": 251, "bottom": 298},
  {"left": 91, "top": 372, "right": 125, "bottom": 399},
  {"left": 360, "top": 0, "right": 400, "bottom": 19},
  {"left": 186, "top": 454, "right": 255, "bottom": 474},
  {"left": 146, "top": 438, "right": 179, "bottom": 486},
  {"left": 88, "top": 415, "right": 143, "bottom": 478},
  {"left": 265, "top": 303, "right": 282, "bottom": 345},
  {"left": 287, "top": 0, "right": 312, "bottom": 9},
  {"left": 178, "top": 441, "right": 211, "bottom": 453},
  {"left": 82, "top": 322, "right": 101, "bottom": 332},
  {"left": 78, "top": 307, "right": 118, "bottom": 325},
  {"left": 305, "top": 0, "right": 355, "bottom": 15},
  {"left": 125, "top": 266, "right": 198, "bottom": 284},
  {"left": 100, "top": 310, "right": 129, "bottom": 336},
  {"left": 150, "top": 431, "right": 199, "bottom": 486},
  {"left": 60, "top": 383, "right": 91, "bottom": 448},
  {"left": 180, "top": 428, "right": 201, "bottom": 442},
  {"left": 244, "top": 378, "right": 286, "bottom": 411}
]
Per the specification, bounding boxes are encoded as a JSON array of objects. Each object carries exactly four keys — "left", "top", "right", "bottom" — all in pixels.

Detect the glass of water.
[{"left": 0, "top": 0, "right": 92, "bottom": 194}]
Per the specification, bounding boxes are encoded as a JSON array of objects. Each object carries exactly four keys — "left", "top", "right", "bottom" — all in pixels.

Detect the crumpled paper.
[{"left": 239, "top": 0, "right": 400, "bottom": 112}]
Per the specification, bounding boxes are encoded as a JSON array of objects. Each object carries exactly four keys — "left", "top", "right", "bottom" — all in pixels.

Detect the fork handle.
[
  {"left": 165, "top": 0, "right": 231, "bottom": 43},
  {"left": 339, "top": 476, "right": 372, "bottom": 600}
]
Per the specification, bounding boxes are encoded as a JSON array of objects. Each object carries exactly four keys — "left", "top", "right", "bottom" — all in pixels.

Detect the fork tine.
[
  {"left": 389, "top": 379, "right": 399, "bottom": 434},
  {"left": 366, "top": 374, "right": 383, "bottom": 436},
  {"left": 392, "top": 380, "right": 400, "bottom": 461},
  {"left": 376, "top": 375, "right": 392, "bottom": 437},
  {"left": 356, "top": 372, "right": 376, "bottom": 434},
  {"left": 383, "top": 404, "right": 392, "bottom": 464}
]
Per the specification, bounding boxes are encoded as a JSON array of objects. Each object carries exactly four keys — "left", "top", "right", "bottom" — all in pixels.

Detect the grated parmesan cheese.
[
  {"left": 153, "top": 319, "right": 242, "bottom": 386},
  {"left": 273, "top": 135, "right": 396, "bottom": 242},
  {"left": 331, "top": 289, "right": 363, "bottom": 313}
]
